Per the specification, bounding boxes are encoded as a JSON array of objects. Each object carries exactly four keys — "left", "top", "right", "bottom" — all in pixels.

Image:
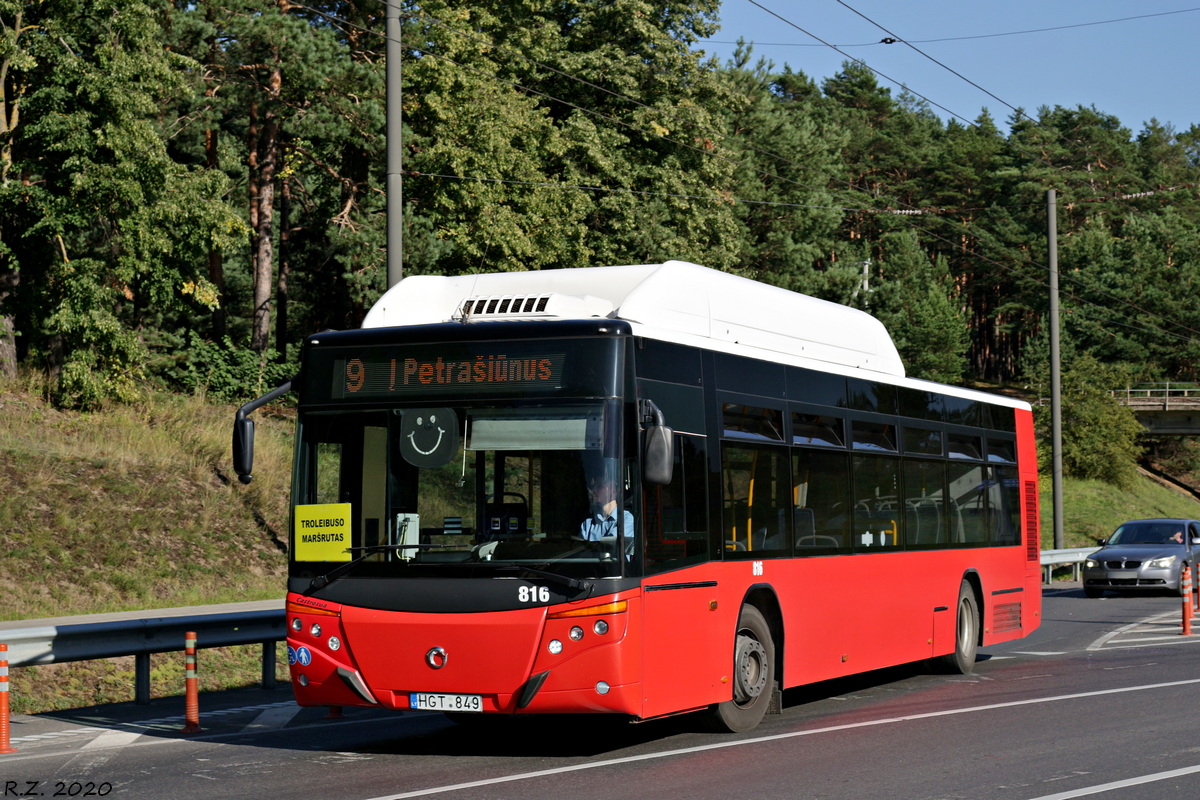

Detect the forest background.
[{"left": 4, "top": 0, "right": 1200, "bottom": 487}]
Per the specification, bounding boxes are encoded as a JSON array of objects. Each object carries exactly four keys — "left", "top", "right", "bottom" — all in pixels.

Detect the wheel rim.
[
  {"left": 957, "top": 598, "right": 975, "bottom": 651},
  {"left": 733, "top": 632, "right": 768, "bottom": 704}
]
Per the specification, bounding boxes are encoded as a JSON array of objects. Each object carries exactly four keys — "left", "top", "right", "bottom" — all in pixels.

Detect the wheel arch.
[{"left": 740, "top": 583, "right": 785, "bottom": 690}]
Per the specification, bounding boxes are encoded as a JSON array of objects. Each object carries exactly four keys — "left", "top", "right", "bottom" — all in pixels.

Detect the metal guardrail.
[
  {"left": 0, "top": 601, "right": 285, "bottom": 704},
  {"left": 1040, "top": 547, "right": 1097, "bottom": 583}
]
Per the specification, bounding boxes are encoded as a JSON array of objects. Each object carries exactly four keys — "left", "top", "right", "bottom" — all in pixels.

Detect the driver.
[{"left": 580, "top": 476, "right": 635, "bottom": 541}]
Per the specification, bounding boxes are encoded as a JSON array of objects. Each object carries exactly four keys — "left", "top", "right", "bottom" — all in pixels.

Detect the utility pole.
[
  {"left": 1048, "top": 189, "right": 1064, "bottom": 550},
  {"left": 386, "top": 1, "right": 403, "bottom": 288}
]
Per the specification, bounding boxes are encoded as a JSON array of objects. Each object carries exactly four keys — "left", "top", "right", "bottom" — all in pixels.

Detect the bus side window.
[
  {"left": 794, "top": 448, "right": 850, "bottom": 554},
  {"left": 644, "top": 435, "right": 708, "bottom": 573},
  {"left": 721, "top": 443, "right": 790, "bottom": 556},
  {"left": 948, "top": 462, "right": 989, "bottom": 545},
  {"left": 991, "top": 465, "right": 1021, "bottom": 545},
  {"left": 852, "top": 454, "right": 903, "bottom": 549},
  {"left": 903, "top": 459, "right": 947, "bottom": 547}
]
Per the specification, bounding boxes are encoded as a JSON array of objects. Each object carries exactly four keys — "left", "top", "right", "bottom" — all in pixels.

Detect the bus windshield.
[{"left": 291, "top": 399, "right": 637, "bottom": 582}]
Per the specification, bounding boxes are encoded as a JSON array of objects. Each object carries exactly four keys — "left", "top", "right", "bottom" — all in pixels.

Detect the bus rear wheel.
[
  {"left": 938, "top": 581, "right": 979, "bottom": 674},
  {"left": 706, "top": 604, "right": 776, "bottom": 733}
]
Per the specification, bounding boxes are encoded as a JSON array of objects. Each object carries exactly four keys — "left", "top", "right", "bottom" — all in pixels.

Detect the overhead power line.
[
  {"left": 703, "top": 6, "right": 1200, "bottom": 48},
  {"left": 828, "top": 0, "right": 1025, "bottom": 121}
]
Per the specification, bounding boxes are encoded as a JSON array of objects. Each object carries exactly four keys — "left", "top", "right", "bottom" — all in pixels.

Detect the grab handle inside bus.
[
  {"left": 640, "top": 399, "right": 674, "bottom": 485},
  {"left": 233, "top": 376, "right": 296, "bottom": 484}
]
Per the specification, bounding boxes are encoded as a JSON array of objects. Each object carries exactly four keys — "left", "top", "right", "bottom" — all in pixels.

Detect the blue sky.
[{"left": 696, "top": 1, "right": 1200, "bottom": 135}]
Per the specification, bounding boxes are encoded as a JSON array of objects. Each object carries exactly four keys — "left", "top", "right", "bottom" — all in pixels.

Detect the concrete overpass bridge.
[{"left": 1111, "top": 383, "right": 1200, "bottom": 435}]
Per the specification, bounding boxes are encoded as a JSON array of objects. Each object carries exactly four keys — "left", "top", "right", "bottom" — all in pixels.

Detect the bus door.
[{"left": 639, "top": 434, "right": 727, "bottom": 718}]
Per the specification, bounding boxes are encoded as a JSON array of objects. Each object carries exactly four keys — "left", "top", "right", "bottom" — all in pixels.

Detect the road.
[{"left": 3, "top": 585, "right": 1200, "bottom": 800}]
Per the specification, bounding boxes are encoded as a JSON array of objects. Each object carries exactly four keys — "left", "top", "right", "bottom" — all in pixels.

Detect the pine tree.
[{"left": 2, "top": 0, "right": 243, "bottom": 407}]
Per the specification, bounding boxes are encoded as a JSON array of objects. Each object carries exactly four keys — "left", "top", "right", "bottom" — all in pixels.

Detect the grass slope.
[
  {"left": 1039, "top": 474, "right": 1200, "bottom": 549},
  {"left": 0, "top": 377, "right": 293, "bottom": 712}
]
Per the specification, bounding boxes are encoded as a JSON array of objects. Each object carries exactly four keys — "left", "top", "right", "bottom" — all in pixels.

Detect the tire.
[
  {"left": 939, "top": 581, "right": 979, "bottom": 674},
  {"left": 706, "top": 604, "right": 776, "bottom": 733}
]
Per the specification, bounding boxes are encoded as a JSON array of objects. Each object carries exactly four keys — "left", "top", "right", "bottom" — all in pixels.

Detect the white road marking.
[
  {"left": 1087, "top": 610, "right": 1200, "bottom": 650},
  {"left": 81, "top": 728, "right": 144, "bottom": 750},
  {"left": 365, "top": 677, "right": 1200, "bottom": 799},
  {"left": 1024, "top": 762, "right": 1200, "bottom": 799},
  {"left": 244, "top": 703, "right": 303, "bottom": 731}
]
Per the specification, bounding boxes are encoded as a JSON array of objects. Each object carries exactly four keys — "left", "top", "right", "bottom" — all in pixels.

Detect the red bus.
[{"left": 235, "top": 261, "right": 1041, "bottom": 732}]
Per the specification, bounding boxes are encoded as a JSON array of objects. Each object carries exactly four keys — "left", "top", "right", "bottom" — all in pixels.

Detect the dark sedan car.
[{"left": 1083, "top": 518, "right": 1200, "bottom": 598}]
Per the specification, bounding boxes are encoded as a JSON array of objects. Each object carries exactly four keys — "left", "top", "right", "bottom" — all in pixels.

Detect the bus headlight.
[
  {"left": 548, "top": 639, "right": 563, "bottom": 655},
  {"left": 569, "top": 626, "right": 584, "bottom": 641}
]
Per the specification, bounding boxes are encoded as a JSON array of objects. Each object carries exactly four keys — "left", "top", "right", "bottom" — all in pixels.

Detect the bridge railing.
[{"left": 1110, "top": 383, "right": 1200, "bottom": 407}]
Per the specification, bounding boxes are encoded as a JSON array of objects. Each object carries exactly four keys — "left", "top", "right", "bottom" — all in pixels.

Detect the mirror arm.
[{"left": 233, "top": 375, "right": 297, "bottom": 484}]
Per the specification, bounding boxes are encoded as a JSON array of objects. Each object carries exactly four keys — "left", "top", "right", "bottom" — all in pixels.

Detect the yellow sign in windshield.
[{"left": 294, "top": 503, "right": 352, "bottom": 562}]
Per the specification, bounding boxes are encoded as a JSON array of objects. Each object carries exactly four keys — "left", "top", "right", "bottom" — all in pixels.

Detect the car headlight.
[
  {"left": 1148, "top": 555, "right": 1177, "bottom": 569},
  {"left": 1085, "top": 559, "right": 1098, "bottom": 568}
]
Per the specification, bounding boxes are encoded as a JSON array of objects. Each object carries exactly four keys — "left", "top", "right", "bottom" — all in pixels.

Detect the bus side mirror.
[
  {"left": 639, "top": 398, "right": 673, "bottom": 485},
  {"left": 231, "top": 375, "right": 295, "bottom": 486},
  {"left": 233, "top": 417, "right": 255, "bottom": 485},
  {"left": 643, "top": 424, "right": 674, "bottom": 485}
]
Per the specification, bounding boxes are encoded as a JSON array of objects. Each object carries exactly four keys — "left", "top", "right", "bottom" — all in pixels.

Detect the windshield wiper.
[
  {"left": 307, "top": 543, "right": 455, "bottom": 591},
  {"left": 492, "top": 564, "right": 594, "bottom": 593}
]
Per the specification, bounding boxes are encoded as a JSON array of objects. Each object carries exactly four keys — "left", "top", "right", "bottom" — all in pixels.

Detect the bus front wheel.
[
  {"left": 939, "top": 581, "right": 979, "bottom": 674},
  {"left": 706, "top": 604, "right": 776, "bottom": 733}
]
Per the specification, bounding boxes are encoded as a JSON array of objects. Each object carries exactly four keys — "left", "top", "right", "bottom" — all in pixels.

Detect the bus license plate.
[{"left": 410, "top": 692, "right": 483, "bottom": 712}]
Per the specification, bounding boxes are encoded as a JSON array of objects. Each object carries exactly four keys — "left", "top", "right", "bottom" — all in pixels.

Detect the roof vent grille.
[{"left": 457, "top": 293, "right": 611, "bottom": 321}]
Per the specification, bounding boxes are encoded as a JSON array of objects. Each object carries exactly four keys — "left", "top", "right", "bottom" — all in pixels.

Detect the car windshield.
[{"left": 1109, "top": 522, "right": 1187, "bottom": 546}]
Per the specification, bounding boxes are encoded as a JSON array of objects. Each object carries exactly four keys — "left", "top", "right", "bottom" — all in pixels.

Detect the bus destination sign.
[{"left": 332, "top": 348, "right": 567, "bottom": 399}]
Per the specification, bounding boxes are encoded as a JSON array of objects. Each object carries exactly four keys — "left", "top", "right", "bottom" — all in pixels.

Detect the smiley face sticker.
[{"left": 398, "top": 407, "right": 460, "bottom": 467}]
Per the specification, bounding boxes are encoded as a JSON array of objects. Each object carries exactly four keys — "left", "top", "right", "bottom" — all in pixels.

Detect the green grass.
[
  {"left": 0, "top": 374, "right": 294, "bottom": 713},
  {"left": 1039, "top": 473, "right": 1200, "bottom": 550}
]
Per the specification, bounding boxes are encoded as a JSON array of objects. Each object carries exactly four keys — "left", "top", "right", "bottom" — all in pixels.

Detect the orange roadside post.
[
  {"left": 180, "top": 631, "right": 202, "bottom": 733},
  {"left": 1, "top": 643, "right": 16, "bottom": 754},
  {"left": 1182, "top": 566, "right": 1193, "bottom": 636}
]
